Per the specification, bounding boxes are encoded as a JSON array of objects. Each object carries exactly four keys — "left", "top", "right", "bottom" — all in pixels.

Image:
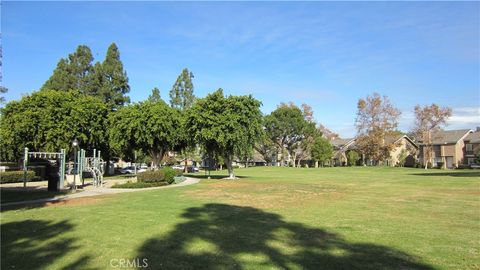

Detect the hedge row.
[
  {"left": 0, "top": 171, "right": 35, "bottom": 184},
  {"left": 111, "top": 181, "right": 169, "bottom": 189},
  {"left": 137, "top": 167, "right": 182, "bottom": 184}
]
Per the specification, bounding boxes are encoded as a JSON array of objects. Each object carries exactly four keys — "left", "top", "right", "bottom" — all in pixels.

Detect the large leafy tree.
[
  {"left": 169, "top": 68, "right": 195, "bottom": 110},
  {"left": 185, "top": 89, "right": 263, "bottom": 179},
  {"left": 310, "top": 136, "right": 333, "bottom": 167},
  {"left": 109, "top": 100, "right": 181, "bottom": 169},
  {"left": 264, "top": 103, "right": 309, "bottom": 166},
  {"left": 0, "top": 90, "right": 109, "bottom": 161},
  {"left": 254, "top": 119, "right": 277, "bottom": 166},
  {"left": 292, "top": 104, "right": 321, "bottom": 167},
  {"left": 412, "top": 104, "right": 452, "bottom": 169},
  {"left": 355, "top": 93, "right": 401, "bottom": 164}
]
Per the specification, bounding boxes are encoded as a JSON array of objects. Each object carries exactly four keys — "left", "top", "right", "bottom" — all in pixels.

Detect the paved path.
[{"left": 2, "top": 177, "right": 201, "bottom": 207}]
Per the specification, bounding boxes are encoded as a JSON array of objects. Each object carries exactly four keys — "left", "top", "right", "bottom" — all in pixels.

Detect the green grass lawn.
[{"left": 1, "top": 167, "right": 479, "bottom": 269}]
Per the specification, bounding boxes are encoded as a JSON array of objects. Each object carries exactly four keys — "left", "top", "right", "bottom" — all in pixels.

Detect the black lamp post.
[{"left": 72, "top": 138, "right": 79, "bottom": 190}]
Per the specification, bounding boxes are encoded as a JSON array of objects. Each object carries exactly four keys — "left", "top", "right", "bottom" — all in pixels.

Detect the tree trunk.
[
  {"left": 184, "top": 157, "right": 188, "bottom": 173},
  {"left": 225, "top": 155, "right": 235, "bottom": 179},
  {"left": 425, "top": 131, "right": 431, "bottom": 170},
  {"left": 150, "top": 149, "right": 165, "bottom": 170},
  {"left": 315, "top": 161, "right": 319, "bottom": 168},
  {"left": 280, "top": 147, "right": 285, "bottom": 166},
  {"left": 296, "top": 158, "right": 302, "bottom": 168},
  {"left": 105, "top": 151, "right": 112, "bottom": 176}
]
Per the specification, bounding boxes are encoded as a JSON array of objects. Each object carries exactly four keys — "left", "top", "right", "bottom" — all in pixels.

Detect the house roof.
[
  {"left": 465, "top": 131, "right": 480, "bottom": 144},
  {"left": 331, "top": 138, "right": 355, "bottom": 149},
  {"left": 418, "top": 129, "right": 472, "bottom": 145},
  {"left": 384, "top": 134, "right": 404, "bottom": 145},
  {"left": 385, "top": 134, "right": 418, "bottom": 149}
]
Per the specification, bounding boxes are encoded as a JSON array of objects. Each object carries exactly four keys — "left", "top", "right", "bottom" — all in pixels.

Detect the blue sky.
[{"left": 2, "top": 1, "right": 479, "bottom": 137}]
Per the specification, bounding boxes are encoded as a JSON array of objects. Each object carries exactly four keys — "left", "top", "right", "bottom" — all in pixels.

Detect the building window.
[{"left": 466, "top": 144, "right": 473, "bottom": 151}]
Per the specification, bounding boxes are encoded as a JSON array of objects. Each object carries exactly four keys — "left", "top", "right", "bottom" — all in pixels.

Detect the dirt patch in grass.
[
  {"left": 45, "top": 196, "right": 109, "bottom": 207},
  {"left": 184, "top": 181, "right": 345, "bottom": 209}
]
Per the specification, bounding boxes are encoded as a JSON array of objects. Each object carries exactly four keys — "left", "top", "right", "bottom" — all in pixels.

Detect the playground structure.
[
  {"left": 23, "top": 147, "right": 105, "bottom": 190},
  {"left": 23, "top": 148, "right": 66, "bottom": 189},
  {"left": 75, "top": 149, "right": 105, "bottom": 187}
]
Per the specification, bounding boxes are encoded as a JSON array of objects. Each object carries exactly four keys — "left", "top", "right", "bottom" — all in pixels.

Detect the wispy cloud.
[{"left": 448, "top": 107, "right": 480, "bottom": 129}]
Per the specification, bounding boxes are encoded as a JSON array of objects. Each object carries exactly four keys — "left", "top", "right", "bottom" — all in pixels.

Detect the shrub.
[
  {"left": 0, "top": 170, "right": 35, "bottom": 183},
  {"left": 136, "top": 167, "right": 183, "bottom": 184},
  {"left": 112, "top": 181, "right": 168, "bottom": 189},
  {"left": 163, "top": 167, "right": 179, "bottom": 184},
  {"left": 457, "top": 164, "right": 470, "bottom": 169},
  {"left": 346, "top": 150, "right": 360, "bottom": 166},
  {"left": 137, "top": 170, "right": 166, "bottom": 183}
]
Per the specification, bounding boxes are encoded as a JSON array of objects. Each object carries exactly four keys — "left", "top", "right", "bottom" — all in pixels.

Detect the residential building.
[
  {"left": 331, "top": 138, "right": 356, "bottom": 166},
  {"left": 384, "top": 134, "right": 418, "bottom": 167},
  {"left": 463, "top": 129, "right": 480, "bottom": 165},
  {"left": 417, "top": 129, "right": 472, "bottom": 169}
]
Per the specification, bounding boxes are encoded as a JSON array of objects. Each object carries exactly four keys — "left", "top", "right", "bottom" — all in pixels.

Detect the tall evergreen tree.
[
  {"left": 100, "top": 43, "right": 130, "bottom": 109},
  {"left": 84, "top": 62, "right": 104, "bottom": 97},
  {"left": 148, "top": 87, "right": 162, "bottom": 103},
  {"left": 169, "top": 68, "right": 195, "bottom": 110},
  {"left": 41, "top": 43, "right": 130, "bottom": 111},
  {"left": 41, "top": 45, "right": 94, "bottom": 92}
]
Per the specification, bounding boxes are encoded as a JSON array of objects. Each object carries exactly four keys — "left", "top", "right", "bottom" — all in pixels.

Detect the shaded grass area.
[
  {"left": 138, "top": 203, "right": 434, "bottom": 270},
  {"left": 1, "top": 188, "right": 70, "bottom": 204},
  {"left": 1, "top": 167, "right": 479, "bottom": 269}
]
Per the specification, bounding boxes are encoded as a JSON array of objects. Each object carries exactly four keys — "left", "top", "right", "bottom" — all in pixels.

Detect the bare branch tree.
[
  {"left": 355, "top": 93, "right": 401, "bottom": 164},
  {"left": 412, "top": 104, "right": 452, "bottom": 169}
]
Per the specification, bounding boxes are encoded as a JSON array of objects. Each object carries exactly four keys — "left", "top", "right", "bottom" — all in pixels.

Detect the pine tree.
[
  {"left": 84, "top": 62, "right": 104, "bottom": 97},
  {"left": 41, "top": 45, "right": 94, "bottom": 92},
  {"left": 100, "top": 43, "right": 130, "bottom": 110},
  {"left": 148, "top": 87, "right": 162, "bottom": 103},
  {"left": 169, "top": 68, "right": 195, "bottom": 110}
]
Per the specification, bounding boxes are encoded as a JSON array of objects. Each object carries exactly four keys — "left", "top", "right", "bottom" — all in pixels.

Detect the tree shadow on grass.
[
  {"left": 409, "top": 171, "right": 480, "bottom": 178},
  {"left": 0, "top": 187, "right": 69, "bottom": 204},
  {"left": 136, "top": 203, "right": 435, "bottom": 270},
  {"left": 1, "top": 219, "right": 97, "bottom": 270}
]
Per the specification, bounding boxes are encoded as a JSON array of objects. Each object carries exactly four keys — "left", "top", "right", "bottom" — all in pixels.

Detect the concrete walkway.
[{"left": 2, "top": 177, "right": 201, "bottom": 207}]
